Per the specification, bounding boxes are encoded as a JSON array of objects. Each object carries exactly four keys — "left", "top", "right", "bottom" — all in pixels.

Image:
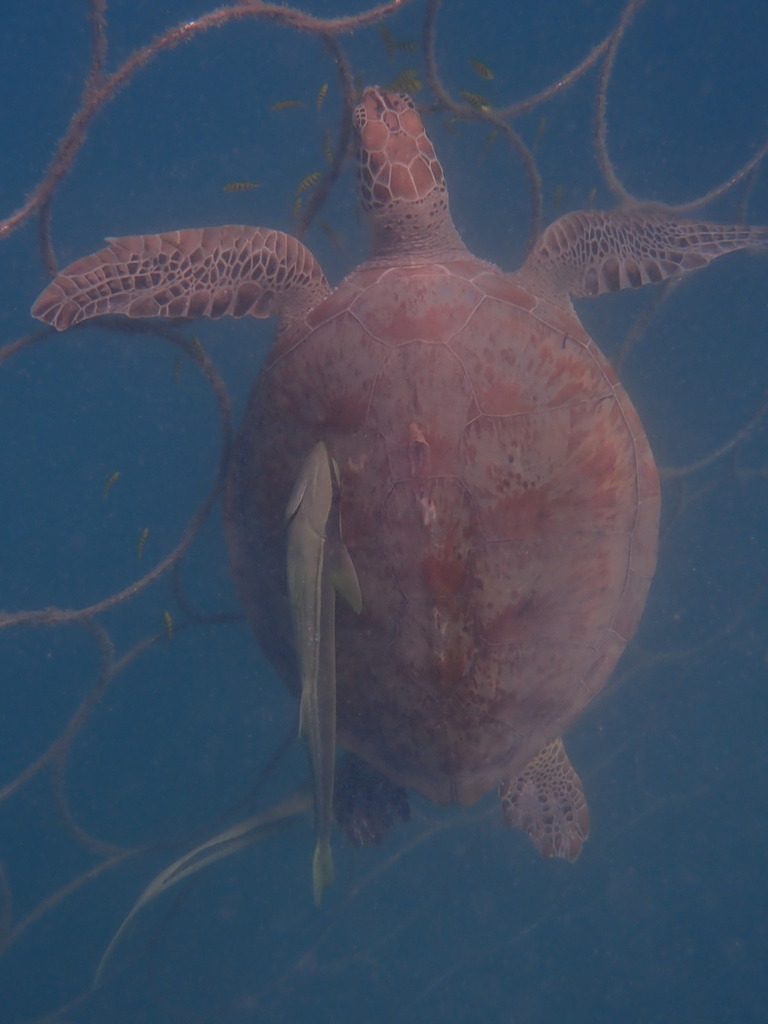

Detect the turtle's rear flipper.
[
  {"left": 334, "top": 752, "right": 410, "bottom": 847},
  {"left": 500, "top": 738, "right": 589, "bottom": 862}
]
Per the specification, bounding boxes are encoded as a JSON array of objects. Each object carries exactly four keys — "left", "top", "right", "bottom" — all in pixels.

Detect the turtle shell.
[{"left": 223, "top": 255, "right": 660, "bottom": 806}]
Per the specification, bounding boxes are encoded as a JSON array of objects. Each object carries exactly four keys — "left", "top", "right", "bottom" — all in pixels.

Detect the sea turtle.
[{"left": 32, "top": 87, "right": 768, "bottom": 901}]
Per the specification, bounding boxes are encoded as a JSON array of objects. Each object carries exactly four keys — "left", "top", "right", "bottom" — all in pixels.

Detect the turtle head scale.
[{"left": 355, "top": 87, "right": 471, "bottom": 265}]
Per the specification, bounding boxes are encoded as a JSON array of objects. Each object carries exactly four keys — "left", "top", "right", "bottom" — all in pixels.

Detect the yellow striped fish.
[
  {"left": 137, "top": 527, "right": 150, "bottom": 560},
  {"left": 461, "top": 90, "right": 491, "bottom": 111},
  {"left": 223, "top": 182, "right": 260, "bottom": 192},
  {"left": 103, "top": 471, "right": 120, "bottom": 499},
  {"left": 387, "top": 69, "right": 422, "bottom": 95},
  {"left": 295, "top": 171, "right": 321, "bottom": 195},
  {"left": 469, "top": 58, "right": 494, "bottom": 80}
]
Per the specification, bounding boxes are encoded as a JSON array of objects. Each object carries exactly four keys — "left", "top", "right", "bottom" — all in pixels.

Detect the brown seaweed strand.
[
  {"left": 736, "top": 163, "right": 761, "bottom": 225},
  {"left": 660, "top": 389, "right": 768, "bottom": 481},
  {"left": 0, "top": 325, "right": 233, "bottom": 632},
  {"left": 0, "top": 0, "right": 420, "bottom": 244},
  {"left": 45, "top": 616, "right": 242, "bottom": 857},
  {"left": 0, "top": 321, "right": 237, "bottom": 817},
  {"left": 48, "top": 617, "right": 234, "bottom": 846},
  {"left": 424, "top": 0, "right": 631, "bottom": 126},
  {"left": 0, "top": 328, "right": 51, "bottom": 370},
  {"left": 236, "top": 0, "right": 417, "bottom": 34},
  {"left": 85, "top": 0, "right": 109, "bottom": 96},
  {"left": 35, "top": 0, "right": 109, "bottom": 274},
  {"left": 295, "top": 34, "right": 358, "bottom": 239},
  {"left": 0, "top": 862, "right": 12, "bottom": 954},
  {"left": 502, "top": 121, "right": 543, "bottom": 252},
  {"left": 595, "top": 0, "right": 768, "bottom": 216},
  {"left": 496, "top": 29, "right": 614, "bottom": 121},
  {"left": 37, "top": 196, "right": 57, "bottom": 278},
  {"left": 0, "top": 618, "right": 115, "bottom": 806},
  {"left": 593, "top": 0, "right": 646, "bottom": 204},
  {"left": 422, "top": 0, "right": 448, "bottom": 110},
  {"left": 613, "top": 278, "right": 680, "bottom": 375},
  {"left": 421, "top": 1, "right": 542, "bottom": 248},
  {"left": 5, "top": 848, "right": 140, "bottom": 954},
  {"left": 49, "top": 619, "right": 127, "bottom": 857},
  {"left": 674, "top": 136, "right": 768, "bottom": 214}
]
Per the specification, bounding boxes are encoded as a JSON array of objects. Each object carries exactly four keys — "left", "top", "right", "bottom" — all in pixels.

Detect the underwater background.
[{"left": 1, "top": 1, "right": 767, "bottom": 1021}]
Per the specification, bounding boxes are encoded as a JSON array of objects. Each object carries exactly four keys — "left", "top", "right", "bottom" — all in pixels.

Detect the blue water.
[{"left": 1, "top": 2, "right": 767, "bottom": 1021}]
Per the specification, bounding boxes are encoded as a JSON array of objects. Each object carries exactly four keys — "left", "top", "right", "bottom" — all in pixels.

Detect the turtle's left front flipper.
[
  {"left": 31, "top": 226, "right": 330, "bottom": 332},
  {"left": 286, "top": 442, "right": 362, "bottom": 904}
]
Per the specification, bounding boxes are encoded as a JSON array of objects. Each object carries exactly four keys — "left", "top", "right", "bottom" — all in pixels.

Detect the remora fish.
[{"left": 285, "top": 441, "right": 362, "bottom": 904}]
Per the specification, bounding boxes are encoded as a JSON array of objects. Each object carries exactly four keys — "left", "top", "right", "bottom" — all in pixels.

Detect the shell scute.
[
  {"left": 450, "top": 298, "right": 605, "bottom": 418},
  {"left": 472, "top": 531, "right": 630, "bottom": 645},
  {"left": 380, "top": 477, "right": 475, "bottom": 602},
  {"left": 470, "top": 270, "right": 539, "bottom": 312},
  {"left": 365, "top": 340, "right": 477, "bottom": 479},
  {"left": 349, "top": 265, "right": 483, "bottom": 346},
  {"left": 268, "top": 309, "right": 384, "bottom": 432}
]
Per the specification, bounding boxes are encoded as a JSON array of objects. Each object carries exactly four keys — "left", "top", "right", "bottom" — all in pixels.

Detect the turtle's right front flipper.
[
  {"left": 31, "top": 226, "right": 330, "bottom": 331},
  {"left": 518, "top": 207, "right": 768, "bottom": 300}
]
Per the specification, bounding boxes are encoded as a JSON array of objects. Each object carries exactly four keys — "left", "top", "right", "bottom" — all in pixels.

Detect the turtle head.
[{"left": 354, "top": 87, "right": 469, "bottom": 263}]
